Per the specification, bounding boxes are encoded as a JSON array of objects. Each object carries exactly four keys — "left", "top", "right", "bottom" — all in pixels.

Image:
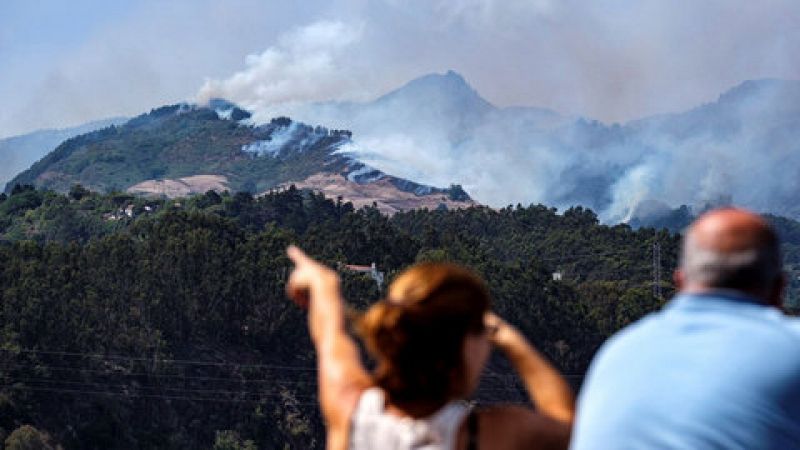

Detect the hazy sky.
[{"left": 2, "top": 0, "right": 799, "bottom": 138}]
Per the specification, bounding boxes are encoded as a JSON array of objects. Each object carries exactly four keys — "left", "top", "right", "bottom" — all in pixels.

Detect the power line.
[
  {"left": 1, "top": 360, "right": 589, "bottom": 381},
  {"left": 6, "top": 382, "right": 537, "bottom": 406},
  {"left": 10, "top": 377, "right": 319, "bottom": 399},
  {"left": 10, "top": 377, "right": 544, "bottom": 397},
  {"left": 6, "top": 379, "right": 547, "bottom": 403},
  {"left": 3, "top": 384, "right": 320, "bottom": 405},
  {"left": 0, "top": 363, "right": 317, "bottom": 384},
  {"left": 1, "top": 347, "right": 600, "bottom": 377},
  {"left": 0, "top": 348, "right": 317, "bottom": 370}
]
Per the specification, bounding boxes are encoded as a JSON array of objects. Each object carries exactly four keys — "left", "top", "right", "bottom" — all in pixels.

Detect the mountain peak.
[
  {"left": 376, "top": 70, "right": 494, "bottom": 114},
  {"left": 443, "top": 69, "right": 467, "bottom": 83},
  {"left": 403, "top": 70, "right": 472, "bottom": 91}
]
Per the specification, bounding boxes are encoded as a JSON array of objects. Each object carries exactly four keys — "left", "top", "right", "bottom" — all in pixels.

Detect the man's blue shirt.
[{"left": 571, "top": 292, "right": 800, "bottom": 449}]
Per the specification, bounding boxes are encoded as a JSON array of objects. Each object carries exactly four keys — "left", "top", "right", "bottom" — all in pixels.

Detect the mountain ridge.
[
  {"left": 4, "top": 101, "right": 474, "bottom": 214},
  {"left": 6, "top": 72, "right": 800, "bottom": 221},
  {"left": 287, "top": 73, "right": 800, "bottom": 222}
]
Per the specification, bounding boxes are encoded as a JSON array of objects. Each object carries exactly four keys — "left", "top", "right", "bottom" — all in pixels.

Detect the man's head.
[{"left": 676, "top": 208, "right": 784, "bottom": 306}]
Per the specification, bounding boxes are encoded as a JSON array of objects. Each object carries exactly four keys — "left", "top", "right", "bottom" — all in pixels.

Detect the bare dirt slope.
[
  {"left": 127, "top": 175, "right": 229, "bottom": 197},
  {"left": 275, "top": 173, "right": 476, "bottom": 215}
]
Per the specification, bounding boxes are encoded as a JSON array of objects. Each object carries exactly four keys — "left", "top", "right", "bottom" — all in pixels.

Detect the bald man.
[{"left": 571, "top": 208, "right": 800, "bottom": 449}]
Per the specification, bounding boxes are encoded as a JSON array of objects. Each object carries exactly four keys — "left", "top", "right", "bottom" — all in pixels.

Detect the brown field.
[
  {"left": 127, "top": 175, "right": 229, "bottom": 197},
  {"left": 274, "top": 173, "right": 476, "bottom": 215}
]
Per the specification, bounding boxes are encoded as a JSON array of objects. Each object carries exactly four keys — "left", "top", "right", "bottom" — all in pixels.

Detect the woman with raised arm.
[{"left": 286, "top": 245, "right": 574, "bottom": 450}]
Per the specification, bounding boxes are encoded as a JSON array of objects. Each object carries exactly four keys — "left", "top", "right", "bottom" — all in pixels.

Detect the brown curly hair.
[{"left": 358, "top": 262, "right": 491, "bottom": 409}]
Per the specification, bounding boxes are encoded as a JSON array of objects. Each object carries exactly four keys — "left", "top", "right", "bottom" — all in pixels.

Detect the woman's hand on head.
[
  {"left": 485, "top": 312, "right": 522, "bottom": 349},
  {"left": 286, "top": 245, "right": 339, "bottom": 309}
]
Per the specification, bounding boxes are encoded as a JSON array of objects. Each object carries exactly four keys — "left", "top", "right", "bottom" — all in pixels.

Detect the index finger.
[{"left": 286, "top": 245, "right": 313, "bottom": 266}]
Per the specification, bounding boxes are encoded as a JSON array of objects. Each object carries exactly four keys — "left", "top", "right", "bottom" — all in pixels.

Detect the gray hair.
[{"left": 679, "top": 230, "right": 782, "bottom": 292}]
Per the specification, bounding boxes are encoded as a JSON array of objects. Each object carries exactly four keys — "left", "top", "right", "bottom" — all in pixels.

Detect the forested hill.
[
  {"left": 4, "top": 101, "right": 470, "bottom": 214},
  {"left": 0, "top": 185, "right": 793, "bottom": 448}
]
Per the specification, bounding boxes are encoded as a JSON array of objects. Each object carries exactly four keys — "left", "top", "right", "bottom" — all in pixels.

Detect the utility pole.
[{"left": 652, "top": 242, "right": 662, "bottom": 299}]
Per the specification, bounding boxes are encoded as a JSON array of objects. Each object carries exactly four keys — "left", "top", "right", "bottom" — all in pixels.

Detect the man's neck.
[{"left": 680, "top": 286, "right": 771, "bottom": 306}]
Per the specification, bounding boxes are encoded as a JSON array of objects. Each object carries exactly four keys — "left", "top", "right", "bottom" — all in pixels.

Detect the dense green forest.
[{"left": 0, "top": 185, "right": 794, "bottom": 448}]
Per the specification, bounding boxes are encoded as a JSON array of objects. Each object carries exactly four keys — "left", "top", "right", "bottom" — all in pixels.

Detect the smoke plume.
[
  {"left": 192, "top": 14, "right": 800, "bottom": 222},
  {"left": 195, "top": 21, "right": 366, "bottom": 121}
]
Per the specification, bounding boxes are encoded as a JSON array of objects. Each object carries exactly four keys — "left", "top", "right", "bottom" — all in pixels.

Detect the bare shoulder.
[
  {"left": 323, "top": 378, "right": 372, "bottom": 428},
  {"left": 325, "top": 382, "right": 372, "bottom": 450},
  {"left": 459, "top": 405, "right": 571, "bottom": 450}
]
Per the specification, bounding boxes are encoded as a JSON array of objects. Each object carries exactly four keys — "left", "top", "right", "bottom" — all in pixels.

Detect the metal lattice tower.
[{"left": 652, "top": 242, "right": 662, "bottom": 299}]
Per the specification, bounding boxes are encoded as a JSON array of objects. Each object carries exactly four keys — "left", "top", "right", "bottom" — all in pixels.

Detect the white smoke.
[
  {"left": 196, "top": 20, "right": 365, "bottom": 121},
  {"left": 427, "top": 0, "right": 557, "bottom": 28},
  {"left": 192, "top": 18, "right": 800, "bottom": 223},
  {"left": 605, "top": 164, "right": 658, "bottom": 224},
  {"left": 308, "top": 76, "right": 800, "bottom": 223},
  {"left": 597, "top": 80, "right": 800, "bottom": 221}
]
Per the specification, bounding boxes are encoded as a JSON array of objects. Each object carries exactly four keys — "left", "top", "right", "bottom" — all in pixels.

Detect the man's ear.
[{"left": 673, "top": 269, "right": 685, "bottom": 291}]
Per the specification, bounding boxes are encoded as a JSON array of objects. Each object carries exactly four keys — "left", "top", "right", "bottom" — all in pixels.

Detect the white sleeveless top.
[{"left": 349, "top": 387, "right": 472, "bottom": 450}]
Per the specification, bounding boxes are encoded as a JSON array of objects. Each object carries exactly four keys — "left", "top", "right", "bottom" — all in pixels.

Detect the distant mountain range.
[
  {"left": 287, "top": 72, "right": 800, "bottom": 222},
  {"left": 5, "top": 71, "right": 800, "bottom": 221},
  {"left": 0, "top": 117, "right": 127, "bottom": 188}
]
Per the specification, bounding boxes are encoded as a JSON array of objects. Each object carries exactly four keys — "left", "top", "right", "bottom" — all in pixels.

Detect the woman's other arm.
[
  {"left": 486, "top": 313, "right": 574, "bottom": 423},
  {"left": 478, "top": 313, "right": 575, "bottom": 449}
]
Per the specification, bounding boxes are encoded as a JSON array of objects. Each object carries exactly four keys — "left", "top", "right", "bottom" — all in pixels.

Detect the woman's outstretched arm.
[
  {"left": 487, "top": 313, "right": 575, "bottom": 423},
  {"left": 286, "top": 246, "right": 371, "bottom": 448}
]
